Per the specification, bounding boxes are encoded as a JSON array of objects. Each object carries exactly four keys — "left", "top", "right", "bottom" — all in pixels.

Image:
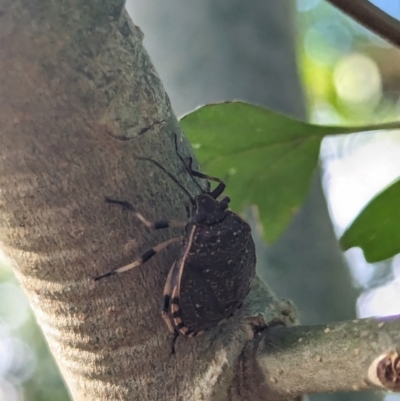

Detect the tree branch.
[
  {"left": 326, "top": 0, "right": 400, "bottom": 48},
  {"left": 0, "top": 1, "right": 294, "bottom": 400},
  {"left": 239, "top": 315, "right": 400, "bottom": 399}
]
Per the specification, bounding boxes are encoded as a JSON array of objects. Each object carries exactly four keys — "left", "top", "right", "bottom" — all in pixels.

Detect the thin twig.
[{"left": 326, "top": 0, "right": 400, "bottom": 49}]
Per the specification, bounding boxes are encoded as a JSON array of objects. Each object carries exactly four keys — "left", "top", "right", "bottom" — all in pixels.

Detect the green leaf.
[
  {"left": 340, "top": 179, "right": 400, "bottom": 262},
  {"left": 180, "top": 101, "right": 400, "bottom": 243}
]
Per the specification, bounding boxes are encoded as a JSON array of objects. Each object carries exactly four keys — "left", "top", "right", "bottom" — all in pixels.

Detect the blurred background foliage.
[
  {"left": 299, "top": 0, "right": 400, "bottom": 124},
  {"left": 1, "top": 0, "right": 400, "bottom": 400},
  {"left": 297, "top": 0, "right": 400, "bottom": 320}
]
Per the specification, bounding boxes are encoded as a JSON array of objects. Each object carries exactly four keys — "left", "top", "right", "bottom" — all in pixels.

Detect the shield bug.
[{"left": 95, "top": 135, "right": 256, "bottom": 351}]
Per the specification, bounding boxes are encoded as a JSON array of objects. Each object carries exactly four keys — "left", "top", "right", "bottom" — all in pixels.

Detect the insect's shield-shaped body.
[{"left": 171, "top": 193, "right": 256, "bottom": 336}]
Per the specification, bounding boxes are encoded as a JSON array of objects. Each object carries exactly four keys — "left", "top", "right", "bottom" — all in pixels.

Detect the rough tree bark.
[
  {"left": 0, "top": 1, "right": 295, "bottom": 400},
  {"left": 1, "top": 1, "right": 400, "bottom": 400}
]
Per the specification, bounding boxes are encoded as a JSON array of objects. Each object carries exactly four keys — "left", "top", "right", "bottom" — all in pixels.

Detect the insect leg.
[
  {"left": 161, "top": 262, "right": 181, "bottom": 355},
  {"left": 94, "top": 236, "right": 183, "bottom": 281},
  {"left": 174, "top": 133, "right": 225, "bottom": 197},
  {"left": 161, "top": 262, "right": 178, "bottom": 333},
  {"left": 185, "top": 157, "right": 211, "bottom": 192},
  {"left": 219, "top": 196, "right": 231, "bottom": 210},
  {"left": 174, "top": 134, "right": 204, "bottom": 192},
  {"left": 105, "top": 197, "right": 185, "bottom": 229},
  {"left": 170, "top": 331, "right": 179, "bottom": 355},
  {"left": 188, "top": 169, "right": 226, "bottom": 199}
]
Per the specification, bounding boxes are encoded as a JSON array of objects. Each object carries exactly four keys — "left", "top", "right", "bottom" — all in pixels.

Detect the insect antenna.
[
  {"left": 135, "top": 156, "right": 194, "bottom": 203},
  {"left": 174, "top": 134, "right": 205, "bottom": 193}
]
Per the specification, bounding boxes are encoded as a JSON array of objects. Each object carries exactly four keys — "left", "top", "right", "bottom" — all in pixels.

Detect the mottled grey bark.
[{"left": 0, "top": 1, "right": 293, "bottom": 400}]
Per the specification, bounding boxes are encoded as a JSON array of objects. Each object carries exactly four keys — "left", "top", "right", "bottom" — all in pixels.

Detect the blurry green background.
[{"left": 1, "top": 1, "right": 400, "bottom": 400}]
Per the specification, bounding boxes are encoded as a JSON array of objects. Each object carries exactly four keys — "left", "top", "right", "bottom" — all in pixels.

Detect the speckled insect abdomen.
[{"left": 172, "top": 212, "right": 256, "bottom": 335}]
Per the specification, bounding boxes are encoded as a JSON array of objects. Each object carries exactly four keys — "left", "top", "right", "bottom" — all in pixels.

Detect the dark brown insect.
[{"left": 94, "top": 135, "right": 256, "bottom": 352}]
